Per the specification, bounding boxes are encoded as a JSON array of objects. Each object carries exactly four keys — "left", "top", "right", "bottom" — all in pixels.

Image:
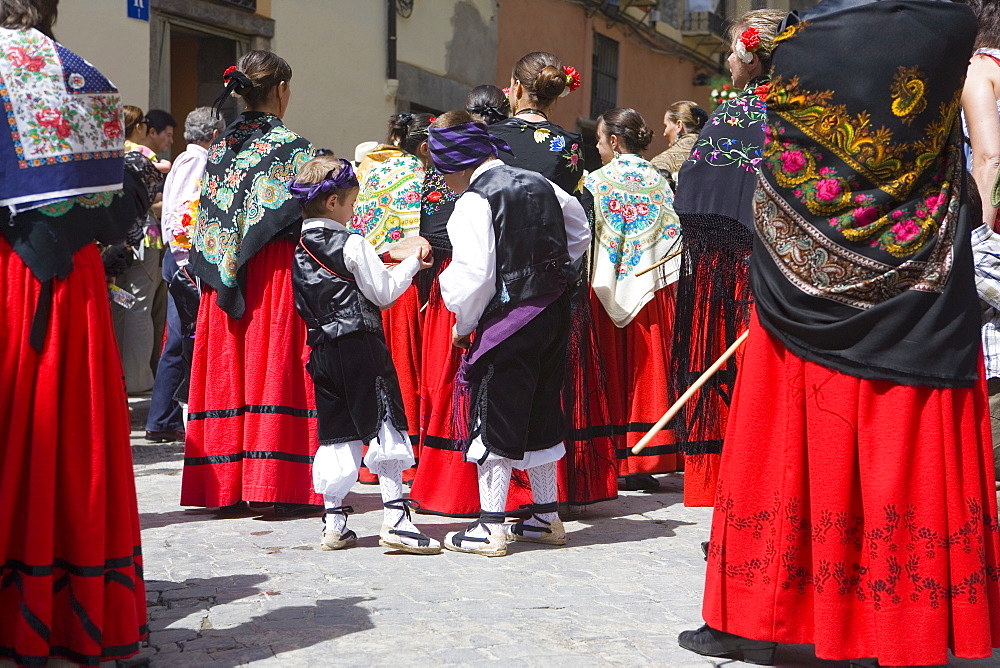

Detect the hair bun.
[{"left": 534, "top": 65, "right": 567, "bottom": 101}]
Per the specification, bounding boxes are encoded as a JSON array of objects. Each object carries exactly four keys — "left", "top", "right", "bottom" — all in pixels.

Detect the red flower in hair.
[
  {"left": 429, "top": 116, "right": 437, "bottom": 122},
  {"left": 740, "top": 28, "right": 761, "bottom": 52},
  {"left": 223, "top": 65, "right": 237, "bottom": 82},
  {"left": 502, "top": 87, "right": 510, "bottom": 96},
  {"left": 563, "top": 65, "right": 581, "bottom": 92}
]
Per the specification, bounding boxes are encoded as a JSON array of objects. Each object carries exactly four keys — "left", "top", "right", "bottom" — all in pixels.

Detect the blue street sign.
[{"left": 127, "top": 0, "right": 149, "bottom": 22}]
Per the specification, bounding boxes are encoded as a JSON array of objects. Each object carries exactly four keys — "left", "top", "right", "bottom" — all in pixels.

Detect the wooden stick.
[
  {"left": 419, "top": 301, "right": 429, "bottom": 313},
  {"left": 631, "top": 329, "right": 749, "bottom": 455},
  {"left": 634, "top": 247, "right": 683, "bottom": 278}
]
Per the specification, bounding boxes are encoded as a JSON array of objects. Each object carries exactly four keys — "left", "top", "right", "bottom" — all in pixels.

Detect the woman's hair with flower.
[
  {"left": 0, "top": 0, "right": 58, "bottom": 38},
  {"left": 667, "top": 100, "right": 709, "bottom": 137},
  {"left": 232, "top": 50, "right": 292, "bottom": 108},
  {"left": 466, "top": 85, "right": 510, "bottom": 125},
  {"left": 184, "top": 106, "right": 225, "bottom": 143},
  {"left": 512, "top": 51, "right": 567, "bottom": 104},
  {"left": 728, "top": 9, "right": 786, "bottom": 72},
  {"left": 294, "top": 153, "right": 357, "bottom": 218},
  {"left": 387, "top": 112, "right": 434, "bottom": 156},
  {"left": 599, "top": 108, "right": 654, "bottom": 155}
]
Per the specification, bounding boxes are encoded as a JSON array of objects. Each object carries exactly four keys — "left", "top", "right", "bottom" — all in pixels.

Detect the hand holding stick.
[{"left": 631, "top": 330, "right": 749, "bottom": 454}]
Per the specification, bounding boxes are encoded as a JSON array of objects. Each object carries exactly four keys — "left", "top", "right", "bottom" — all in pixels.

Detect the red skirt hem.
[{"left": 703, "top": 311, "right": 1000, "bottom": 666}]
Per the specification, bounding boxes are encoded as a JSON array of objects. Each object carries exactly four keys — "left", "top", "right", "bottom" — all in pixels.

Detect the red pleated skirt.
[
  {"left": 181, "top": 240, "right": 321, "bottom": 507},
  {"left": 591, "top": 286, "right": 681, "bottom": 476},
  {"left": 703, "top": 311, "right": 1000, "bottom": 666},
  {"left": 0, "top": 239, "right": 147, "bottom": 665}
]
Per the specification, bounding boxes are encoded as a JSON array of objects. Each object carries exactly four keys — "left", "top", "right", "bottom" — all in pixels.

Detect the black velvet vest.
[
  {"left": 292, "top": 226, "right": 384, "bottom": 346},
  {"left": 467, "top": 164, "right": 572, "bottom": 320}
]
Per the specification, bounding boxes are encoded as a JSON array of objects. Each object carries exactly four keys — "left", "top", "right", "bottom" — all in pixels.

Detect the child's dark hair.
[
  {"left": 466, "top": 85, "right": 510, "bottom": 125},
  {"left": 387, "top": 112, "right": 433, "bottom": 155},
  {"left": 294, "top": 154, "right": 358, "bottom": 219},
  {"left": 599, "top": 108, "right": 654, "bottom": 155}
]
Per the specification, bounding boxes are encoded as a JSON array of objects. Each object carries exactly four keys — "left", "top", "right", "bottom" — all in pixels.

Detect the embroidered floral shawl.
[
  {"left": 351, "top": 145, "right": 424, "bottom": 253},
  {"left": 752, "top": 0, "right": 980, "bottom": 387},
  {"left": 490, "top": 118, "right": 586, "bottom": 196},
  {"left": 0, "top": 28, "right": 124, "bottom": 212},
  {"left": 672, "top": 76, "right": 769, "bottom": 228},
  {"left": 190, "top": 111, "right": 313, "bottom": 319},
  {"left": 586, "top": 153, "right": 681, "bottom": 327}
]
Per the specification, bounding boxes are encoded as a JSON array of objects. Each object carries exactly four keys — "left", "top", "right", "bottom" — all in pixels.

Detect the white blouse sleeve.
[
  {"left": 343, "top": 234, "right": 420, "bottom": 309},
  {"left": 439, "top": 192, "right": 497, "bottom": 336}
]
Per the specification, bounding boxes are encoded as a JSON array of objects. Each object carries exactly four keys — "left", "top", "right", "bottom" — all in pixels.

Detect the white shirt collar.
[
  {"left": 470, "top": 158, "right": 504, "bottom": 182},
  {"left": 302, "top": 217, "right": 348, "bottom": 232}
]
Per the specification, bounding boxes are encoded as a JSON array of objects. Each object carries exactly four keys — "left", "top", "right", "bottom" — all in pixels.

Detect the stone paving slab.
[{"left": 127, "top": 426, "right": 1000, "bottom": 667}]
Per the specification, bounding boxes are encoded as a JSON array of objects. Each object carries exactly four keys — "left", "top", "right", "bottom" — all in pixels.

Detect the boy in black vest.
[
  {"left": 289, "top": 155, "right": 439, "bottom": 554},
  {"left": 429, "top": 111, "right": 590, "bottom": 556}
]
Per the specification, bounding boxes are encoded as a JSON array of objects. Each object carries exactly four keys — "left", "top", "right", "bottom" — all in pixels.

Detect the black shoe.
[
  {"left": 274, "top": 503, "right": 322, "bottom": 517},
  {"left": 619, "top": 473, "right": 660, "bottom": 491},
  {"left": 144, "top": 429, "right": 185, "bottom": 443},
  {"left": 217, "top": 500, "right": 250, "bottom": 514},
  {"left": 701, "top": 541, "right": 709, "bottom": 561},
  {"left": 848, "top": 660, "right": 879, "bottom": 667},
  {"left": 677, "top": 624, "right": 776, "bottom": 665}
]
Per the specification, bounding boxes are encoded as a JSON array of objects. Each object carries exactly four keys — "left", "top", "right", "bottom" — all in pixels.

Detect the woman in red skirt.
[
  {"left": 183, "top": 50, "right": 319, "bottom": 514},
  {"left": 679, "top": 2, "right": 1000, "bottom": 665},
  {"left": 586, "top": 108, "right": 683, "bottom": 487},
  {"left": 0, "top": 3, "right": 147, "bottom": 663},
  {"left": 352, "top": 114, "right": 432, "bottom": 483}
]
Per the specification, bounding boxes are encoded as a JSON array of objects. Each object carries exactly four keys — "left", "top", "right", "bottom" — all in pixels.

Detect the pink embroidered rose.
[
  {"left": 853, "top": 206, "right": 878, "bottom": 227},
  {"left": 621, "top": 203, "right": 638, "bottom": 223},
  {"left": 924, "top": 192, "right": 945, "bottom": 212},
  {"left": 35, "top": 108, "right": 62, "bottom": 127},
  {"left": 103, "top": 120, "right": 122, "bottom": 140},
  {"left": 636, "top": 202, "right": 650, "bottom": 217},
  {"left": 607, "top": 197, "right": 622, "bottom": 213},
  {"left": 891, "top": 219, "right": 921, "bottom": 242},
  {"left": 403, "top": 191, "right": 420, "bottom": 204},
  {"left": 389, "top": 228, "right": 402, "bottom": 241},
  {"left": 779, "top": 150, "right": 806, "bottom": 173},
  {"left": 815, "top": 178, "right": 842, "bottom": 202}
]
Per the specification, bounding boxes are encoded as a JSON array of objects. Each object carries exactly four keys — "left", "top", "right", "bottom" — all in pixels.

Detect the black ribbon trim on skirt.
[
  {"left": 184, "top": 450, "right": 314, "bottom": 466},
  {"left": 1, "top": 639, "right": 144, "bottom": 667},
  {"left": 187, "top": 404, "right": 318, "bottom": 421},
  {"left": 615, "top": 444, "right": 680, "bottom": 459},
  {"left": 680, "top": 438, "right": 724, "bottom": 456},
  {"left": 0, "top": 547, "right": 145, "bottom": 665}
]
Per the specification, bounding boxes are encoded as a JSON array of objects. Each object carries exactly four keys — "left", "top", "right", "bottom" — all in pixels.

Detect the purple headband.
[
  {"left": 287, "top": 158, "right": 359, "bottom": 203},
  {"left": 428, "top": 121, "right": 513, "bottom": 174}
]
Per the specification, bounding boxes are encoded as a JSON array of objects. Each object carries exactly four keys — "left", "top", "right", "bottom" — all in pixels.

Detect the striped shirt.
[{"left": 971, "top": 223, "right": 1000, "bottom": 379}]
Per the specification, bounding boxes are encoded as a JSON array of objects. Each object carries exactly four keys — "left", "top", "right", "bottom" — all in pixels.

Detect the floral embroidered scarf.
[
  {"left": 752, "top": 0, "right": 980, "bottom": 387},
  {"left": 190, "top": 111, "right": 313, "bottom": 319},
  {"left": 586, "top": 153, "right": 681, "bottom": 327},
  {"left": 672, "top": 75, "right": 769, "bottom": 228},
  {"left": 351, "top": 145, "right": 424, "bottom": 253},
  {"left": 490, "top": 118, "right": 586, "bottom": 197},
  {"left": 0, "top": 27, "right": 124, "bottom": 212}
]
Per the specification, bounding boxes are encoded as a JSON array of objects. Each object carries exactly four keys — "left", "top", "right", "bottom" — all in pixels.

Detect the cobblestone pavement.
[{"left": 127, "top": 400, "right": 1000, "bottom": 667}]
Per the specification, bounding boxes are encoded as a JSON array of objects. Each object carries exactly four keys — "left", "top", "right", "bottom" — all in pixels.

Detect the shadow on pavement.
[{"left": 139, "top": 574, "right": 375, "bottom": 664}]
